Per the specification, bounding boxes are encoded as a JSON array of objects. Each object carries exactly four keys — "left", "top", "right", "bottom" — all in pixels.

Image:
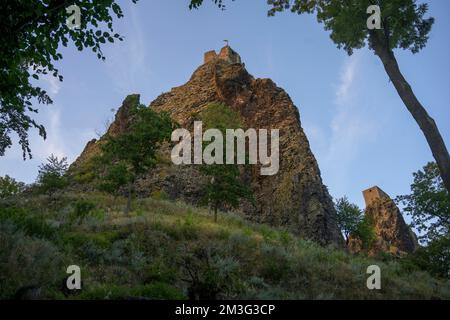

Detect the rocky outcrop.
[
  {"left": 69, "top": 95, "right": 140, "bottom": 180},
  {"left": 71, "top": 46, "right": 344, "bottom": 247},
  {"left": 349, "top": 186, "right": 419, "bottom": 256}
]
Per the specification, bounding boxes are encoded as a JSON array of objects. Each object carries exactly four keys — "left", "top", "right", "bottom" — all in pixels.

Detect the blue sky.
[{"left": 1, "top": 0, "right": 449, "bottom": 210}]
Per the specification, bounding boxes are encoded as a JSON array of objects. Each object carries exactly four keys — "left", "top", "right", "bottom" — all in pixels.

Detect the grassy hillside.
[{"left": 1, "top": 192, "right": 449, "bottom": 300}]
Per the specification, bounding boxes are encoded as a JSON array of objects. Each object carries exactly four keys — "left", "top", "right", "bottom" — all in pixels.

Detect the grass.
[{"left": 0, "top": 192, "right": 449, "bottom": 300}]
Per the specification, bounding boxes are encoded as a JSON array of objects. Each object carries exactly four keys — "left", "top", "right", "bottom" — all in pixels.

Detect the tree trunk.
[{"left": 371, "top": 34, "right": 450, "bottom": 194}]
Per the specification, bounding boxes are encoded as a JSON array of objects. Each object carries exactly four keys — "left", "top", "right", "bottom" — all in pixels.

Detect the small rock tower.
[{"left": 349, "top": 186, "right": 419, "bottom": 256}]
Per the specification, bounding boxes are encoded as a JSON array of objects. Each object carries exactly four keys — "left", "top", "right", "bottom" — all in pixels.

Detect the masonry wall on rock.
[{"left": 363, "top": 186, "right": 390, "bottom": 207}]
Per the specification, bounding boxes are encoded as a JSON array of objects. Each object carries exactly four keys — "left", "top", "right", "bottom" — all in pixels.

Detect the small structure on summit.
[
  {"left": 363, "top": 186, "right": 390, "bottom": 207},
  {"left": 204, "top": 44, "right": 242, "bottom": 64}
]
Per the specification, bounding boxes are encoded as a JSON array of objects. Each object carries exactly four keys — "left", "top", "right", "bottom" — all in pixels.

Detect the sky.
[{"left": 1, "top": 0, "right": 449, "bottom": 211}]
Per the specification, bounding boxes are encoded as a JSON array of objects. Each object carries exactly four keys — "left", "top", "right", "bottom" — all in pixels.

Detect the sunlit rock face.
[
  {"left": 349, "top": 186, "right": 419, "bottom": 256},
  {"left": 71, "top": 46, "right": 344, "bottom": 247}
]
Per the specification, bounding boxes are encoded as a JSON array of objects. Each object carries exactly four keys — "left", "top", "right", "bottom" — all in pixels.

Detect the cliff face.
[
  {"left": 71, "top": 46, "right": 344, "bottom": 247},
  {"left": 349, "top": 187, "right": 419, "bottom": 256}
]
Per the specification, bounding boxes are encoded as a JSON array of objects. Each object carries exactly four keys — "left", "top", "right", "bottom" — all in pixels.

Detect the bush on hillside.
[{"left": 0, "top": 175, "right": 25, "bottom": 199}]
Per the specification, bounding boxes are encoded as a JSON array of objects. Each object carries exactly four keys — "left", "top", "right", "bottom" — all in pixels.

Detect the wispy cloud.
[
  {"left": 103, "top": 2, "right": 147, "bottom": 93},
  {"left": 329, "top": 53, "right": 365, "bottom": 160},
  {"left": 34, "top": 106, "right": 68, "bottom": 160},
  {"left": 318, "top": 52, "right": 379, "bottom": 194},
  {"left": 42, "top": 74, "right": 61, "bottom": 96},
  {"left": 35, "top": 74, "right": 70, "bottom": 161},
  {"left": 335, "top": 55, "right": 358, "bottom": 105}
]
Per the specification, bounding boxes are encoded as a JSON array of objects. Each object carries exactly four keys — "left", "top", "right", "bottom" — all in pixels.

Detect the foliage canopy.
[{"left": 0, "top": 0, "right": 138, "bottom": 159}]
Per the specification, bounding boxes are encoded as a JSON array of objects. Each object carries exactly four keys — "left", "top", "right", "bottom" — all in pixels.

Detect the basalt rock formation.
[
  {"left": 349, "top": 186, "right": 419, "bottom": 256},
  {"left": 70, "top": 46, "right": 344, "bottom": 247}
]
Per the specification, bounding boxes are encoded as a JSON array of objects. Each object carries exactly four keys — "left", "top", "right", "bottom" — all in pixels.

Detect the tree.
[
  {"left": 36, "top": 154, "right": 69, "bottom": 196},
  {"left": 202, "top": 165, "right": 253, "bottom": 223},
  {"left": 189, "top": 0, "right": 450, "bottom": 195},
  {"left": 189, "top": 0, "right": 227, "bottom": 9},
  {"left": 353, "top": 215, "right": 376, "bottom": 251},
  {"left": 0, "top": 175, "right": 25, "bottom": 199},
  {"left": 0, "top": 0, "right": 138, "bottom": 159},
  {"left": 199, "top": 103, "right": 253, "bottom": 222},
  {"left": 396, "top": 162, "right": 450, "bottom": 243},
  {"left": 407, "top": 236, "right": 449, "bottom": 278},
  {"left": 100, "top": 98, "right": 174, "bottom": 214},
  {"left": 334, "top": 197, "right": 363, "bottom": 244},
  {"left": 395, "top": 162, "right": 449, "bottom": 278},
  {"left": 334, "top": 196, "right": 376, "bottom": 250},
  {"left": 97, "top": 162, "right": 130, "bottom": 201}
]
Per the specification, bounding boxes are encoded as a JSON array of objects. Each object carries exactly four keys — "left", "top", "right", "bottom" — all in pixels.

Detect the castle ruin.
[
  {"left": 204, "top": 45, "right": 242, "bottom": 64},
  {"left": 363, "top": 186, "right": 390, "bottom": 207}
]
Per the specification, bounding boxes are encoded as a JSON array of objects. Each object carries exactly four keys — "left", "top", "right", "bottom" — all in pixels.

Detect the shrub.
[
  {"left": 179, "top": 245, "right": 243, "bottom": 299},
  {"left": 259, "top": 243, "right": 291, "bottom": 283},
  {"left": 36, "top": 154, "right": 69, "bottom": 196},
  {"left": 0, "top": 175, "right": 25, "bottom": 199},
  {"left": 258, "top": 224, "right": 277, "bottom": 243},
  {"left": 145, "top": 259, "right": 178, "bottom": 284},
  {"left": 0, "top": 222, "right": 64, "bottom": 299},
  {"left": 0, "top": 206, "right": 56, "bottom": 240},
  {"left": 353, "top": 216, "right": 376, "bottom": 250},
  {"left": 151, "top": 190, "right": 169, "bottom": 201},
  {"left": 179, "top": 212, "right": 198, "bottom": 240},
  {"left": 70, "top": 199, "right": 97, "bottom": 224},
  {"left": 405, "top": 237, "right": 450, "bottom": 278},
  {"left": 97, "top": 162, "right": 130, "bottom": 198}
]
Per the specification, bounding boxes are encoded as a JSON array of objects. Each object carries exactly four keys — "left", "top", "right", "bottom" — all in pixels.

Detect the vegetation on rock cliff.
[
  {"left": 199, "top": 103, "right": 254, "bottom": 222},
  {"left": 97, "top": 97, "right": 174, "bottom": 213}
]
